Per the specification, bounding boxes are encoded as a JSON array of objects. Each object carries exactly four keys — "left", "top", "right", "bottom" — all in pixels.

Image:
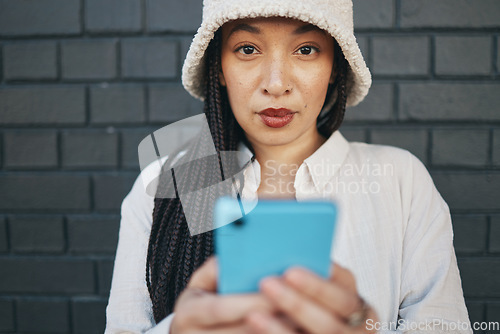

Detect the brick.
[
  {"left": 497, "top": 38, "right": 500, "bottom": 73},
  {"left": 0, "top": 135, "right": 3, "bottom": 167},
  {"left": 451, "top": 215, "right": 488, "bottom": 254},
  {"left": 0, "top": 174, "right": 90, "bottom": 211},
  {"left": 356, "top": 36, "right": 369, "bottom": 63},
  {"left": 17, "top": 299, "right": 69, "bottom": 333},
  {"left": 372, "top": 36, "right": 429, "bottom": 75},
  {"left": 72, "top": 298, "right": 107, "bottom": 334},
  {"left": 93, "top": 173, "right": 136, "bottom": 211},
  {"left": 339, "top": 128, "right": 366, "bottom": 143},
  {"left": 435, "top": 36, "right": 491, "bottom": 76},
  {"left": 0, "top": 218, "right": 7, "bottom": 253},
  {"left": 149, "top": 84, "right": 204, "bottom": 122},
  {"left": 62, "top": 40, "right": 117, "bottom": 80},
  {"left": 67, "top": 216, "right": 119, "bottom": 254},
  {"left": 180, "top": 37, "right": 194, "bottom": 67},
  {"left": 121, "top": 128, "right": 155, "bottom": 169},
  {"left": 432, "top": 129, "right": 489, "bottom": 167},
  {"left": 85, "top": 0, "right": 141, "bottom": 33},
  {"left": 466, "top": 302, "right": 484, "bottom": 327},
  {"left": 493, "top": 130, "right": 500, "bottom": 166},
  {"left": 10, "top": 216, "right": 64, "bottom": 253},
  {"left": 146, "top": 0, "right": 203, "bottom": 32},
  {"left": 0, "top": 299, "right": 15, "bottom": 332},
  {"left": 432, "top": 173, "right": 500, "bottom": 211},
  {"left": 0, "top": 86, "right": 85, "bottom": 125},
  {"left": 399, "top": 84, "right": 500, "bottom": 121},
  {"left": 121, "top": 39, "right": 177, "bottom": 79},
  {"left": 62, "top": 131, "right": 118, "bottom": 168},
  {"left": 353, "top": 0, "right": 394, "bottom": 29},
  {"left": 0, "top": 0, "right": 80, "bottom": 36},
  {"left": 370, "top": 128, "right": 428, "bottom": 164},
  {"left": 458, "top": 258, "right": 500, "bottom": 297},
  {"left": 98, "top": 260, "right": 114, "bottom": 295},
  {"left": 345, "top": 84, "right": 393, "bottom": 121},
  {"left": 3, "top": 42, "right": 57, "bottom": 80},
  {"left": 490, "top": 216, "right": 500, "bottom": 253},
  {"left": 401, "top": 0, "right": 500, "bottom": 28},
  {"left": 4, "top": 130, "right": 58, "bottom": 169},
  {"left": 90, "top": 85, "right": 145, "bottom": 124},
  {"left": 0, "top": 258, "right": 94, "bottom": 294}
]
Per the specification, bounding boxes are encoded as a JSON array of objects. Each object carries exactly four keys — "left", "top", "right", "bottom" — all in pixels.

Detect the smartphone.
[{"left": 214, "top": 197, "right": 337, "bottom": 294}]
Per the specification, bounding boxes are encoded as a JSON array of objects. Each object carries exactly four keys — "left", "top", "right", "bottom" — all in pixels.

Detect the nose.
[{"left": 261, "top": 55, "right": 292, "bottom": 97}]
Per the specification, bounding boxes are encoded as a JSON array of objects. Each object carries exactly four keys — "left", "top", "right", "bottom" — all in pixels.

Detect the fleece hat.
[{"left": 182, "top": 0, "right": 371, "bottom": 107}]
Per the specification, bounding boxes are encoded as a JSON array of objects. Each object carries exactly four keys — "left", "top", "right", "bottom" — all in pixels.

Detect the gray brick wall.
[
  {"left": 372, "top": 36, "right": 430, "bottom": 76},
  {"left": 0, "top": 0, "right": 498, "bottom": 332},
  {"left": 3, "top": 42, "right": 58, "bottom": 80},
  {"left": 61, "top": 40, "right": 118, "bottom": 80},
  {"left": 435, "top": 36, "right": 492, "bottom": 76}
]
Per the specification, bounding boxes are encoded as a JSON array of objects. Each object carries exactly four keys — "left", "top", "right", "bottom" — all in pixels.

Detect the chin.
[{"left": 252, "top": 133, "right": 297, "bottom": 147}]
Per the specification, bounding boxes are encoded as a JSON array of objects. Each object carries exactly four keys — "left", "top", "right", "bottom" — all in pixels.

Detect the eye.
[
  {"left": 236, "top": 45, "right": 257, "bottom": 55},
  {"left": 297, "top": 46, "right": 318, "bottom": 55}
]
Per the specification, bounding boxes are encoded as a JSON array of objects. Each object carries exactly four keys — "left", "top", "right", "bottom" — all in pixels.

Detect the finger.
[
  {"left": 330, "top": 263, "right": 357, "bottom": 293},
  {"left": 178, "top": 292, "right": 275, "bottom": 327},
  {"left": 202, "top": 322, "right": 255, "bottom": 334},
  {"left": 260, "top": 277, "right": 349, "bottom": 334},
  {"left": 187, "top": 256, "right": 217, "bottom": 292},
  {"left": 283, "top": 266, "right": 363, "bottom": 320},
  {"left": 246, "top": 311, "right": 299, "bottom": 334},
  {"left": 275, "top": 313, "right": 306, "bottom": 333}
]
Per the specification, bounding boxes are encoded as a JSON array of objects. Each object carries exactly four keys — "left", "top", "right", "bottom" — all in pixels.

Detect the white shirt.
[{"left": 105, "top": 131, "right": 471, "bottom": 334}]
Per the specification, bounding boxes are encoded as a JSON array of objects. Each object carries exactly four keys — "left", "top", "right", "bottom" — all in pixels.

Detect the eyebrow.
[
  {"left": 227, "top": 24, "right": 260, "bottom": 38},
  {"left": 293, "top": 24, "right": 324, "bottom": 35},
  {"left": 227, "top": 23, "right": 325, "bottom": 39}
]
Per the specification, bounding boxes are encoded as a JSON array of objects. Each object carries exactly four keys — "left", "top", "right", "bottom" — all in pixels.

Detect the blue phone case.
[{"left": 214, "top": 197, "right": 337, "bottom": 294}]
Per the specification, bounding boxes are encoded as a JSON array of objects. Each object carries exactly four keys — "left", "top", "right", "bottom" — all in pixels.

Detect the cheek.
[
  {"left": 301, "top": 72, "right": 331, "bottom": 108},
  {"left": 316, "top": 64, "right": 333, "bottom": 91},
  {"left": 223, "top": 77, "right": 251, "bottom": 125},
  {"left": 224, "top": 71, "right": 256, "bottom": 108},
  {"left": 224, "top": 79, "right": 246, "bottom": 112}
]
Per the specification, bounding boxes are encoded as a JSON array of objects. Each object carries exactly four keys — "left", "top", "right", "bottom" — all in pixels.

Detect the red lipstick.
[{"left": 258, "top": 108, "right": 295, "bottom": 128}]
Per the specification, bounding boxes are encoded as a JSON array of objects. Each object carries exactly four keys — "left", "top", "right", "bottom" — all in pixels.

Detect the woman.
[{"left": 105, "top": 0, "right": 471, "bottom": 333}]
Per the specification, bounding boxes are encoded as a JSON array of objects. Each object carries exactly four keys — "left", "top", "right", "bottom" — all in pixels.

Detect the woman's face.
[{"left": 220, "top": 17, "right": 335, "bottom": 149}]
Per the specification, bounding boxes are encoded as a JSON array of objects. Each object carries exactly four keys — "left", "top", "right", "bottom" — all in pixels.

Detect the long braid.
[
  {"left": 146, "top": 30, "right": 241, "bottom": 321},
  {"left": 318, "top": 42, "right": 348, "bottom": 137},
  {"left": 146, "top": 31, "right": 348, "bottom": 323}
]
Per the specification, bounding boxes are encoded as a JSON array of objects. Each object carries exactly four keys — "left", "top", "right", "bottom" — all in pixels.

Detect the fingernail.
[
  {"left": 284, "top": 267, "right": 306, "bottom": 285},
  {"left": 260, "top": 277, "right": 282, "bottom": 296}
]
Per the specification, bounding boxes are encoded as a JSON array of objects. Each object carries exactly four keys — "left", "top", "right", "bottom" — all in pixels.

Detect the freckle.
[{"left": 304, "top": 104, "right": 307, "bottom": 109}]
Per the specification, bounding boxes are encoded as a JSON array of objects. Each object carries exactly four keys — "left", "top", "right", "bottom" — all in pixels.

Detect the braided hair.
[{"left": 146, "top": 28, "right": 349, "bottom": 323}]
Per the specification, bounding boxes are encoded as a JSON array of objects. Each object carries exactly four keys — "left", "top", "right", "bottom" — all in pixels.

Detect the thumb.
[{"left": 187, "top": 256, "right": 218, "bottom": 292}]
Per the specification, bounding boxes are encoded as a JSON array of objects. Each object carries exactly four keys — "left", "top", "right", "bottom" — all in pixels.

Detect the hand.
[
  {"left": 170, "top": 256, "right": 275, "bottom": 334},
  {"left": 246, "top": 263, "right": 379, "bottom": 334}
]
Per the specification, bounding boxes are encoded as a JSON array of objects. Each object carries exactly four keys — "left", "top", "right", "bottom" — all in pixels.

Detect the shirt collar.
[
  {"left": 303, "top": 131, "right": 350, "bottom": 191},
  {"left": 237, "top": 130, "right": 350, "bottom": 193}
]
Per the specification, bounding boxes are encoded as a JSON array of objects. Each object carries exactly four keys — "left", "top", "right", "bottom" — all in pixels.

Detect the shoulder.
[
  {"left": 121, "top": 156, "right": 169, "bottom": 233},
  {"left": 348, "top": 141, "right": 450, "bottom": 216},
  {"left": 347, "top": 141, "right": 416, "bottom": 164},
  {"left": 345, "top": 141, "right": 442, "bottom": 204},
  {"left": 346, "top": 141, "right": 427, "bottom": 178}
]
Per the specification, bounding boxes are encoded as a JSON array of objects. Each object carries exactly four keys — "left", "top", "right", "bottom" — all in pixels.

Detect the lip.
[{"left": 257, "top": 108, "right": 296, "bottom": 128}]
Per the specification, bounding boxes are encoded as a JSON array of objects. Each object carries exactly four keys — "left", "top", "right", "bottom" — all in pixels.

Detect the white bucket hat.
[{"left": 182, "top": 0, "right": 371, "bottom": 107}]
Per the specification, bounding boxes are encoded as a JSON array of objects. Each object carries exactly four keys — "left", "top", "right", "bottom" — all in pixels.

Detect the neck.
[
  {"left": 251, "top": 129, "right": 326, "bottom": 167},
  {"left": 248, "top": 128, "right": 326, "bottom": 199}
]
